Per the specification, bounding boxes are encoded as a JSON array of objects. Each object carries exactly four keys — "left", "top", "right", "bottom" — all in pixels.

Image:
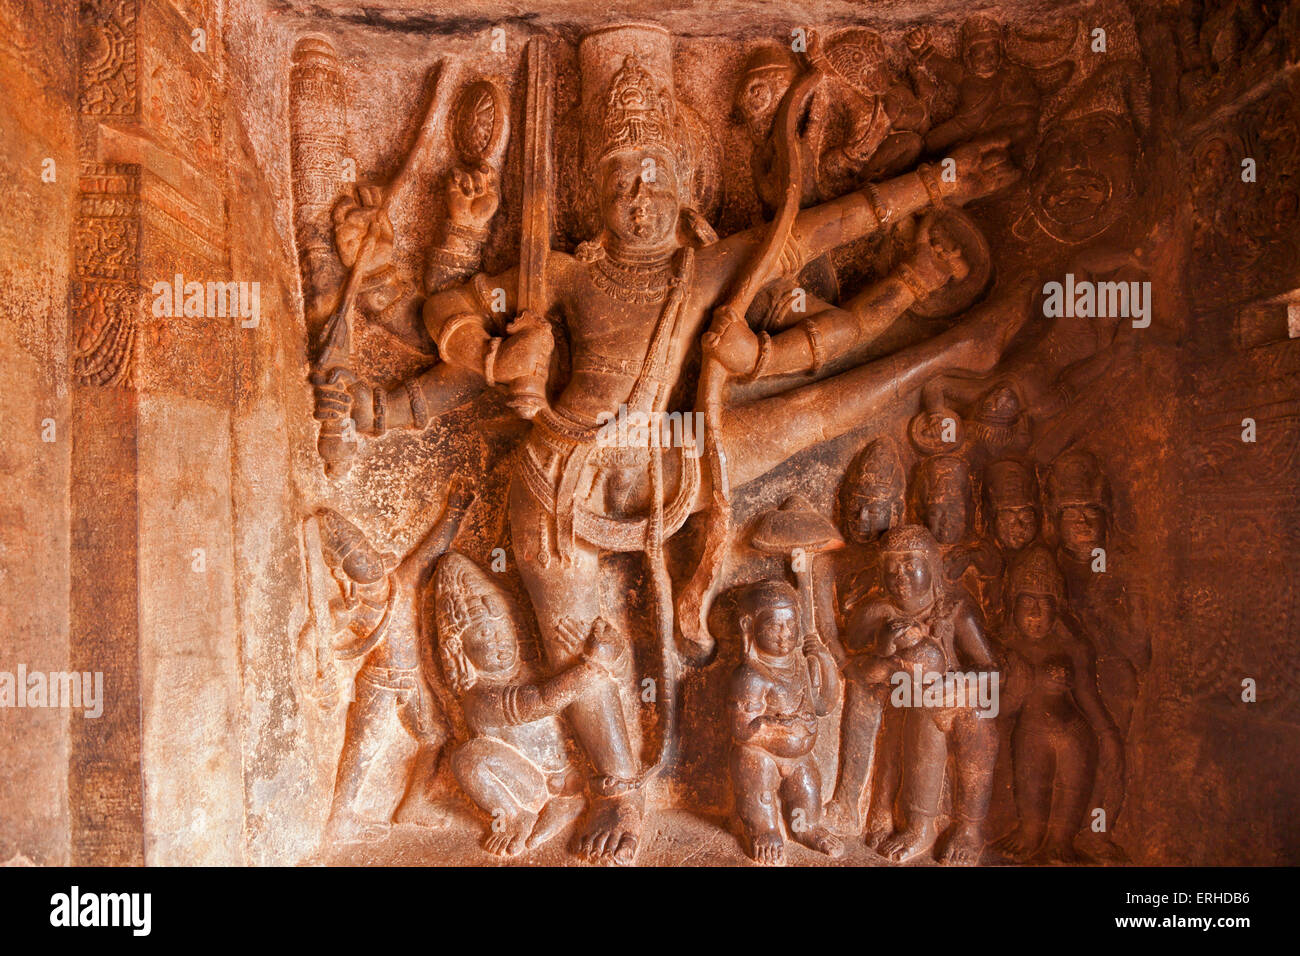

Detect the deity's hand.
[
  {"left": 333, "top": 185, "right": 395, "bottom": 279},
  {"left": 906, "top": 212, "right": 970, "bottom": 292},
  {"left": 904, "top": 26, "right": 930, "bottom": 55},
  {"left": 312, "top": 367, "right": 379, "bottom": 435},
  {"left": 702, "top": 307, "right": 761, "bottom": 377},
  {"left": 942, "top": 137, "right": 1020, "bottom": 205},
  {"left": 446, "top": 164, "right": 500, "bottom": 233},
  {"left": 493, "top": 311, "right": 554, "bottom": 385}
]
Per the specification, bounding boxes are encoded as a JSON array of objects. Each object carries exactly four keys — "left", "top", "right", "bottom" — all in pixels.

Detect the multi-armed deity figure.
[
  {"left": 827, "top": 524, "right": 1000, "bottom": 864},
  {"left": 728, "top": 579, "right": 843, "bottom": 865},
  {"left": 314, "top": 22, "right": 1024, "bottom": 864}
]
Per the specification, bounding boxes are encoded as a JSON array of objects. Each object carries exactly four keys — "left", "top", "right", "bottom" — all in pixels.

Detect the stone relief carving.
[{"left": 276, "top": 10, "right": 1229, "bottom": 866}]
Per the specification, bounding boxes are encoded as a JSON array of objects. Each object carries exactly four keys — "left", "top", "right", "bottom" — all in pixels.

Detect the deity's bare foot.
[
  {"left": 574, "top": 790, "right": 644, "bottom": 866},
  {"left": 937, "top": 821, "right": 985, "bottom": 865},
  {"left": 1033, "top": 836, "right": 1081, "bottom": 865},
  {"left": 878, "top": 818, "right": 939, "bottom": 863},
  {"left": 527, "top": 794, "right": 585, "bottom": 850},
  {"left": 863, "top": 809, "right": 894, "bottom": 851},
  {"left": 745, "top": 829, "right": 786, "bottom": 866},
  {"left": 992, "top": 826, "right": 1042, "bottom": 861},
  {"left": 823, "top": 798, "right": 861, "bottom": 836},
  {"left": 482, "top": 808, "right": 537, "bottom": 857},
  {"left": 793, "top": 824, "right": 845, "bottom": 859}
]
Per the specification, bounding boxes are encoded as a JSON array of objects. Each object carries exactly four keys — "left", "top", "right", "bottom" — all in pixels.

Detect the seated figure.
[{"left": 434, "top": 552, "right": 629, "bottom": 857}]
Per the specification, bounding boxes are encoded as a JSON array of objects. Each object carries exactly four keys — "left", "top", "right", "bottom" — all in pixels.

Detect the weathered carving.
[
  {"left": 994, "top": 545, "right": 1122, "bottom": 862},
  {"left": 728, "top": 579, "right": 842, "bottom": 864},
  {"left": 827, "top": 525, "right": 999, "bottom": 864},
  {"left": 434, "top": 553, "right": 626, "bottom": 857},
  {"left": 300, "top": 485, "right": 471, "bottom": 844},
  {"left": 71, "top": 163, "right": 141, "bottom": 387}
]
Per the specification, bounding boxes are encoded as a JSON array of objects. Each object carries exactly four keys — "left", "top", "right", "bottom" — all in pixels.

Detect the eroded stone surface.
[{"left": 1, "top": 0, "right": 1298, "bottom": 866}]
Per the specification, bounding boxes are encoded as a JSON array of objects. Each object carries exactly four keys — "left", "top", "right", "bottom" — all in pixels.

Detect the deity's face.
[
  {"left": 747, "top": 604, "right": 799, "bottom": 658},
  {"left": 923, "top": 488, "right": 970, "bottom": 545},
  {"left": 850, "top": 498, "right": 901, "bottom": 544},
  {"left": 1013, "top": 592, "right": 1055, "bottom": 641},
  {"left": 883, "top": 549, "right": 934, "bottom": 613},
  {"left": 964, "top": 38, "right": 1002, "bottom": 79},
  {"left": 737, "top": 67, "right": 792, "bottom": 143},
  {"left": 460, "top": 592, "right": 519, "bottom": 676},
  {"left": 976, "top": 382, "right": 1021, "bottom": 423},
  {"left": 1058, "top": 504, "right": 1106, "bottom": 560},
  {"left": 1031, "top": 112, "right": 1138, "bottom": 243},
  {"left": 994, "top": 505, "right": 1039, "bottom": 552},
  {"left": 600, "top": 149, "right": 680, "bottom": 252}
]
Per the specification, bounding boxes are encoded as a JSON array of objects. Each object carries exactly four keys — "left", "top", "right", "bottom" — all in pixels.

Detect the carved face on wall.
[
  {"left": 1013, "top": 592, "right": 1056, "bottom": 640},
  {"left": 883, "top": 549, "right": 934, "bottom": 613},
  {"left": 459, "top": 593, "right": 519, "bottom": 676},
  {"left": 736, "top": 64, "right": 794, "bottom": 143},
  {"left": 963, "top": 38, "right": 1002, "bottom": 78},
  {"left": 994, "top": 506, "right": 1039, "bottom": 552},
  {"left": 916, "top": 457, "right": 973, "bottom": 545},
  {"left": 1030, "top": 111, "right": 1138, "bottom": 243},
  {"left": 1057, "top": 503, "right": 1106, "bottom": 561},
  {"left": 850, "top": 498, "right": 902, "bottom": 544},
  {"left": 745, "top": 604, "right": 799, "bottom": 658},
  {"left": 599, "top": 148, "right": 680, "bottom": 251}
]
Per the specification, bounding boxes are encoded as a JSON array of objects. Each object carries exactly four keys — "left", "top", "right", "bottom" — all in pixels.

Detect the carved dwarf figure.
[
  {"left": 994, "top": 546, "right": 1123, "bottom": 863},
  {"left": 310, "top": 483, "right": 472, "bottom": 844},
  {"left": 434, "top": 552, "right": 630, "bottom": 857},
  {"left": 907, "top": 16, "right": 1041, "bottom": 157},
  {"left": 828, "top": 525, "right": 999, "bottom": 864},
  {"left": 728, "top": 579, "right": 843, "bottom": 865}
]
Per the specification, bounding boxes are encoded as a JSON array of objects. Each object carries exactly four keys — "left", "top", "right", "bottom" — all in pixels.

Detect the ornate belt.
[{"left": 519, "top": 407, "right": 700, "bottom": 558}]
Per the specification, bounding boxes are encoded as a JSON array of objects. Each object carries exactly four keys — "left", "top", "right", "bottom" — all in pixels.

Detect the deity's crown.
[
  {"left": 1008, "top": 545, "right": 1065, "bottom": 601},
  {"left": 916, "top": 453, "right": 970, "bottom": 498},
  {"left": 961, "top": 14, "right": 1003, "bottom": 49},
  {"left": 316, "top": 509, "right": 395, "bottom": 584},
  {"left": 984, "top": 458, "right": 1038, "bottom": 510},
  {"left": 599, "top": 55, "right": 677, "bottom": 163},
  {"left": 434, "top": 552, "right": 505, "bottom": 641},
  {"left": 843, "top": 436, "right": 904, "bottom": 504},
  {"left": 1052, "top": 59, "right": 1150, "bottom": 136},
  {"left": 1046, "top": 448, "right": 1109, "bottom": 511},
  {"left": 880, "top": 523, "right": 941, "bottom": 559}
]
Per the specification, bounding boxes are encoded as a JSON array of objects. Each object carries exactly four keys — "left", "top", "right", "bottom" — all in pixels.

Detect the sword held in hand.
[{"left": 505, "top": 37, "right": 556, "bottom": 421}]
